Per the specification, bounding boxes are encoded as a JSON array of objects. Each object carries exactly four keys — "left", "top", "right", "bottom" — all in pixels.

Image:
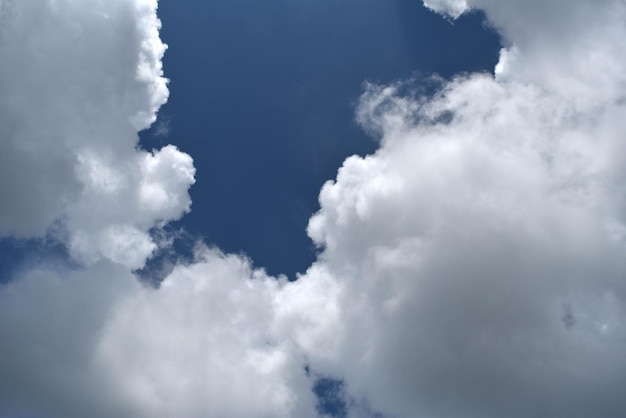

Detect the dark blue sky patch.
[
  {"left": 139, "top": 0, "right": 501, "bottom": 279},
  {"left": 132, "top": 223, "right": 198, "bottom": 286},
  {"left": 0, "top": 237, "right": 73, "bottom": 285},
  {"left": 314, "top": 377, "right": 348, "bottom": 418},
  {"left": 313, "top": 376, "right": 386, "bottom": 418}
]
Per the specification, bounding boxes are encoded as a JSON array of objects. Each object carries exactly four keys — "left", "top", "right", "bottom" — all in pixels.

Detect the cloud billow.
[
  {"left": 0, "top": 0, "right": 194, "bottom": 268},
  {"left": 304, "top": 0, "right": 626, "bottom": 416},
  {"left": 2, "top": 0, "right": 626, "bottom": 417}
]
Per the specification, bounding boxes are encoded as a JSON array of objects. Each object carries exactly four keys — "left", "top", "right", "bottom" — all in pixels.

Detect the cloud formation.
[
  {"left": 2, "top": 0, "right": 626, "bottom": 417},
  {"left": 0, "top": 0, "right": 194, "bottom": 268},
  {"left": 0, "top": 249, "right": 319, "bottom": 417},
  {"left": 302, "top": 0, "right": 626, "bottom": 416}
]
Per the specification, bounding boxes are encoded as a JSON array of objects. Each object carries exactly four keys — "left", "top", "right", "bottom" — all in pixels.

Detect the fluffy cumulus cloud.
[
  {"left": 2, "top": 0, "right": 626, "bottom": 417},
  {"left": 0, "top": 249, "right": 319, "bottom": 417},
  {"left": 302, "top": 0, "right": 626, "bottom": 416},
  {"left": 0, "top": 0, "right": 194, "bottom": 268}
]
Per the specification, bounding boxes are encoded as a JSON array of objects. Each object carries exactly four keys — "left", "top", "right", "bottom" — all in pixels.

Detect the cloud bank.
[{"left": 2, "top": 0, "right": 626, "bottom": 417}]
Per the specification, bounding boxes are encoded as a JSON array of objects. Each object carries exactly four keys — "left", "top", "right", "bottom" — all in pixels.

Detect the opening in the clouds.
[
  {"left": 314, "top": 378, "right": 348, "bottom": 418},
  {"left": 0, "top": 237, "right": 74, "bottom": 285},
  {"left": 138, "top": 0, "right": 501, "bottom": 280}
]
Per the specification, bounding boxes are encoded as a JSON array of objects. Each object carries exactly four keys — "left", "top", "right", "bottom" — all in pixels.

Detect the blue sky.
[
  {"left": 2, "top": 1, "right": 626, "bottom": 417},
  {"left": 143, "top": 0, "right": 500, "bottom": 278}
]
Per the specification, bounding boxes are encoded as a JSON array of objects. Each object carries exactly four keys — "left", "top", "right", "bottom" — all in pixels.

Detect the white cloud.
[
  {"left": 68, "top": 145, "right": 195, "bottom": 269},
  {"left": 299, "top": 0, "right": 626, "bottom": 416},
  {"left": 96, "top": 247, "right": 317, "bottom": 418},
  {"left": 0, "top": 0, "right": 193, "bottom": 268},
  {"left": 429, "top": 0, "right": 626, "bottom": 104},
  {"left": 0, "top": 249, "right": 320, "bottom": 417},
  {"left": 423, "top": 0, "right": 469, "bottom": 18}
]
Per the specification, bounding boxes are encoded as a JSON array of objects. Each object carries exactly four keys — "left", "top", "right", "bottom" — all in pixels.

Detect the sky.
[
  {"left": 142, "top": 0, "right": 501, "bottom": 279},
  {"left": 1, "top": 0, "right": 626, "bottom": 417}
]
